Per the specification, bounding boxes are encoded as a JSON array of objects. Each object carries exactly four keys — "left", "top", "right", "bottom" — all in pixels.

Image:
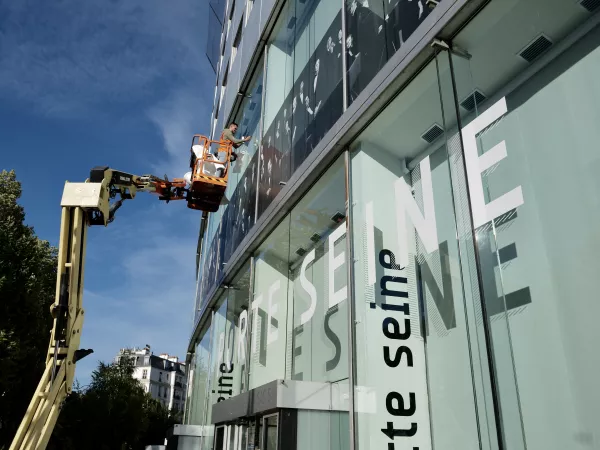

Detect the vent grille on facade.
[
  {"left": 580, "top": 0, "right": 600, "bottom": 12},
  {"left": 331, "top": 212, "right": 345, "bottom": 223},
  {"left": 519, "top": 35, "right": 553, "bottom": 63},
  {"left": 296, "top": 247, "right": 307, "bottom": 257},
  {"left": 421, "top": 124, "right": 444, "bottom": 143},
  {"left": 460, "top": 90, "right": 487, "bottom": 112},
  {"left": 310, "top": 233, "right": 321, "bottom": 243}
]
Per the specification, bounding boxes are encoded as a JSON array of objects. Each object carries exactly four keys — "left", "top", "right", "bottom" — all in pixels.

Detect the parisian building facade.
[
  {"left": 182, "top": 0, "right": 600, "bottom": 449},
  {"left": 116, "top": 347, "right": 187, "bottom": 413}
]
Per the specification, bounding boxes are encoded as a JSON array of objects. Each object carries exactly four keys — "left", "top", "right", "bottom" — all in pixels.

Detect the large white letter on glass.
[
  {"left": 299, "top": 249, "right": 317, "bottom": 325},
  {"left": 394, "top": 156, "right": 438, "bottom": 268},
  {"left": 267, "top": 280, "right": 280, "bottom": 344},
  {"left": 251, "top": 294, "right": 263, "bottom": 354},
  {"left": 461, "top": 97, "right": 524, "bottom": 228},
  {"left": 328, "top": 224, "right": 347, "bottom": 308},
  {"left": 237, "top": 309, "right": 248, "bottom": 364}
]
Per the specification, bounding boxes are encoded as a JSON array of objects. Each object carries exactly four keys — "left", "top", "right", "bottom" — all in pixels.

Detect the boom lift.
[{"left": 10, "top": 135, "right": 234, "bottom": 450}]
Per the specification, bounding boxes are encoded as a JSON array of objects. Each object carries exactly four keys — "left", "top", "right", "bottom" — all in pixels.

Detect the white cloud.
[
  {"left": 0, "top": 0, "right": 210, "bottom": 117},
  {"left": 147, "top": 85, "right": 214, "bottom": 177}
]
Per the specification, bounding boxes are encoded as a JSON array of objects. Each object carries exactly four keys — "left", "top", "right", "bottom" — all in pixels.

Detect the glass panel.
[
  {"left": 249, "top": 217, "right": 291, "bottom": 388},
  {"left": 215, "top": 426, "right": 225, "bottom": 450},
  {"left": 264, "top": 415, "right": 278, "bottom": 450},
  {"left": 247, "top": 420, "right": 257, "bottom": 450},
  {"left": 349, "top": 59, "right": 483, "bottom": 450},
  {"left": 229, "top": 425, "right": 236, "bottom": 450},
  {"left": 232, "top": 65, "right": 263, "bottom": 186},
  {"left": 297, "top": 410, "right": 350, "bottom": 450},
  {"left": 256, "top": 420, "right": 262, "bottom": 450},
  {"left": 434, "top": 50, "right": 502, "bottom": 450},
  {"left": 260, "top": 0, "right": 344, "bottom": 215},
  {"left": 208, "top": 295, "right": 229, "bottom": 432},
  {"left": 239, "top": 425, "right": 248, "bottom": 450},
  {"left": 225, "top": 261, "right": 252, "bottom": 395},
  {"left": 196, "top": 62, "right": 263, "bottom": 312},
  {"left": 444, "top": 1, "right": 600, "bottom": 448},
  {"left": 289, "top": 156, "right": 348, "bottom": 383},
  {"left": 189, "top": 324, "right": 213, "bottom": 426},
  {"left": 207, "top": 5, "right": 223, "bottom": 73},
  {"left": 344, "top": 0, "right": 434, "bottom": 104},
  {"left": 260, "top": 0, "right": 295, "bottom": 213},
  {"left": 290, "top": 0, "right": 344, "bottom": 171}
]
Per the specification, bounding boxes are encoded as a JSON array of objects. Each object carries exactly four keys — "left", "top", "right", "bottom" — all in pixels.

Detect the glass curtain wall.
[
  {"left": 187, "top": 263, "right": 252, "bottom": 440},
  {"left": 288, "top": 157, "right": 348, "bottom": 385},
  {"left": 188, "top": 324, "right": 213, "bottom": 427},
  {"left": 349, "top": 2, "right": 600, "bottom": 450},
  {"left": 344, "top": 0, "right": 433, "bottom": 104},
  {"left": 249, "top": 156, "right": 348, "bottom": 390},
  {"left": 436, "top": 1, "right": 600, "bottom": 449},
  {"left": 249, "top": 217, "right": 291, "bottom": 387},
  {"left": 259, "top": 0, "right": 343, "bottom": 215},
  {"left": 195, "top": 61, "right": 263, "bottom": 319},
  {"left": 349, "top": 58, "right": 484, "bottom": 450}
]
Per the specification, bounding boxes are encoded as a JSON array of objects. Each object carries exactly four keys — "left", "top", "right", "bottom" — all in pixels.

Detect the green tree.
[
  {"left": 0, "top": 170, "right": 58, "bottom": 447},
  {"left": 48, "top": 358, "right": 179, "bottom": 450}
]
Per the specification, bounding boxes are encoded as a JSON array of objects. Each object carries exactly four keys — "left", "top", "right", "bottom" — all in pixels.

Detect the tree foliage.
[
  {"left": 0, "top": 170, "right": 58, "bottom": 446},
  {"left": 48, "top": 358, "right": 179, "bottom": 450}
]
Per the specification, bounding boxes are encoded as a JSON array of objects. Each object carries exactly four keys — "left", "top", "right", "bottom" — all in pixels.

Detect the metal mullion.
[
  {"left": 245, "top": 256, "right": 256, "bottom": 391},
  {"left": 255, "top": 53, "right": 268, "bottom": 224},
  {"left": 341, "top": 0, "right": 348, "bottom": 111},
  {"left": 446, "top": 48, "right": 506, "bottom": 450},
  {"left": 344, "top": 149, "right": 357, "bottom": 450}
]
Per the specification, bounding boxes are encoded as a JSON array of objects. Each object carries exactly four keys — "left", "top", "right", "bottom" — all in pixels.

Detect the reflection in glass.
[
  {"left": 443, "top": 2, "right": 600, "bottom": 447},
  {"left": 264, "top": 415, "right": 278, "bottom": 450},
  {"left": 289, "top": 156, "right": 348, "bottom": 383},
  {"left": 225, "top": 262, "right": 252, "bottom": 395},
  {"left": 189, "top": 325, "right": 212, "bottom": 427},
  {"left": 349, "top": 59, "right": 483, "bottom": 450},
  {"left": 344, "top": 0, "right": 433, "bottom": 104},
  {"left": 297, "top": 410, "right": 350, "bottom": 450},
  {"left": 259, "top": 0, "right": 343, "bottom": 215},
  {"left": 249, "top": 217, "right": 291, "bottom": 389}
]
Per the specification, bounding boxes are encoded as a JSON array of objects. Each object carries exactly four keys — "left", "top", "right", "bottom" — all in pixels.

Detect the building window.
[
  {"left": 159, "top": 372, "right": 163, "bottom": 383},
  {"left": 245, "top": 0, "right": 253, "bottom": 24},
  {"left": 142, "top": 369, "right": 147, "bottom": 380},
  {"left": 249, "top": 156, "right": 347, "bottom": 390},
  {"left": 231, "top": 17, "right": 243, "bottom": 65}
]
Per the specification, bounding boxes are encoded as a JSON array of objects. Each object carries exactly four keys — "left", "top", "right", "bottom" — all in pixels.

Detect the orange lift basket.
[{"left": 186, "top": 134, "right": 233, "bottom": 212}]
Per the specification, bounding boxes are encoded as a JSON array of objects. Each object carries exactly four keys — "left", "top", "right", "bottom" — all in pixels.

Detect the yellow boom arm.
[{"left": 9, "top": 167, "right": 195, "bottom": 450}]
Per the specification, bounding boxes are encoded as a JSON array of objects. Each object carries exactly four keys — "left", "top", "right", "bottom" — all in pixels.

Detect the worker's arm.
[{"left": 222, "top": 129, "right": 251, "bottom": 148}]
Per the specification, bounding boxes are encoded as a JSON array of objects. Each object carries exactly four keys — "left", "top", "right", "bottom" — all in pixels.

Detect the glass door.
[
  {"left": 261, "top": 414, "right": 278, "bottom": 450},
  {"left": 214, "top": 425, "right": 226, "bottom": 450},
  {"left": 221, "top": 424, "right": 247, "bottom": 450}
]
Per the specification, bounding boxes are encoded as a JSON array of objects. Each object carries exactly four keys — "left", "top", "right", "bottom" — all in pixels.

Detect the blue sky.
[{"left": 0, "top": 0, "right": 216, "bottom": 385}]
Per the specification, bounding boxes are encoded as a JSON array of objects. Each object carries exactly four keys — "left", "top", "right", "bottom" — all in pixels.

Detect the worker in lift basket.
[{"left": 219, "top": 121, "right": 252, "bottom": 162}]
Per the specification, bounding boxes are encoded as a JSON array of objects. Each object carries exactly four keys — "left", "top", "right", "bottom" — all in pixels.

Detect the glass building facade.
[{"left": 182, "top": 0, "right": 600, "bottom": 449}]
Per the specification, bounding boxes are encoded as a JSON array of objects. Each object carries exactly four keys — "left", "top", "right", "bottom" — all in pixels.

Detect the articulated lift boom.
[
  {"left": 9, "top": 167, "right": 193, "bottom": 450},
  {"left": 10, "top": 135, "right": 235, "bottom": 450}
]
